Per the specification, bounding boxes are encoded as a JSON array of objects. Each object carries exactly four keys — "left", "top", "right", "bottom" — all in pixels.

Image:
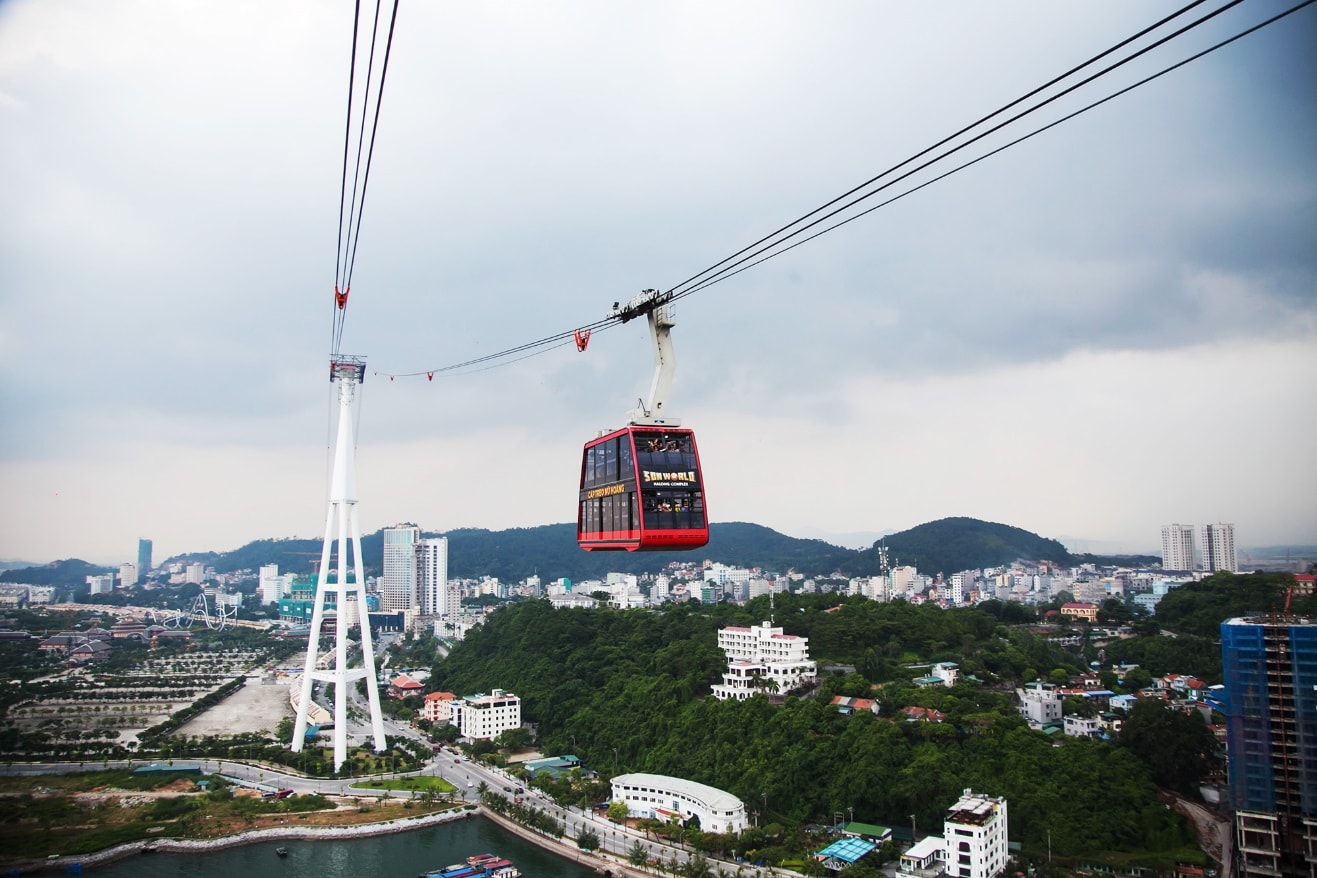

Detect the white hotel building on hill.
[{"left": 711, "top": 621, "right": 816, "bottom": 701}]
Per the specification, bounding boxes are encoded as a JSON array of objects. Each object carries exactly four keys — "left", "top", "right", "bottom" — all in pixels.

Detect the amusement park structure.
[{"left": 290, "top": 356, "right": 387, "bottom": 770}]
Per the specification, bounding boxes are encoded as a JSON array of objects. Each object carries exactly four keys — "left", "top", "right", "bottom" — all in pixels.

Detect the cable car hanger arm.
[{"left": 616, "top": 289, "right": 680, "bottom": 427}]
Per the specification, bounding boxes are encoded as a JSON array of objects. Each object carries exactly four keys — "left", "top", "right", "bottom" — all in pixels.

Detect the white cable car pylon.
[{"left": 291, "top": 356, "right": 387, "bottom": 770}]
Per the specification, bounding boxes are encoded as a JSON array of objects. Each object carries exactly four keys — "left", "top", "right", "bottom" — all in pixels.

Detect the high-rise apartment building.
[
  {"left": 416, "top": 536, "right": 451, "bottom": 617},
  {"left": 1199, "top": 523, "right": 1238, "bottom": 573},
  {"left": 1221, "top": 615, "right": 1317, "bottom": 877},
  {"left": 1161, "top": 524, "right": 1196, "bottom": 572},
  {"left": 137, "top": 539, "right": 152, "bottom": 577},
  {"left": 381, "top": 524, "right": 420, "bottom": 614}
]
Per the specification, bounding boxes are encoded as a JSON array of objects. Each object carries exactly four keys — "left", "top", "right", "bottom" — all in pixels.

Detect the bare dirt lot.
[{"left": 175, "top": 677, "right": 293, "bottom": 737}]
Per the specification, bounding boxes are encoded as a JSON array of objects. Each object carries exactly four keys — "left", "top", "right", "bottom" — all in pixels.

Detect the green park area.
[
  {"left": 0, "top": 768, "right": 459, "bottom": 864},
  {"left": 356, "top": 775, "right": 457, "bottom": 795}
]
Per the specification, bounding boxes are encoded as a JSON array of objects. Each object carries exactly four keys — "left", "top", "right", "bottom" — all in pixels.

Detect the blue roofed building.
[{"left": 815, "top": 837, "right": 877, "bottom": 872}]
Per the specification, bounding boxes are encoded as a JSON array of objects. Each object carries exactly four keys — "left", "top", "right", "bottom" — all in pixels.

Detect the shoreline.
[
  {"left": 6, "top": 804, "right": 479, "bottom": 874},
  {"left": 477, "top": 807, "right": 656, "bottom": 878}
]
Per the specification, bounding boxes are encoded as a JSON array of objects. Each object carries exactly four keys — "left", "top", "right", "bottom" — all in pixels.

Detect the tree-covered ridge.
[
  {"left": 847, "top": 516, "right": 1075, "bottom": 578},
  {"left": 167, "top": 516, "right": 1119, "bottom": 582},
  {"left": 1153, "top": 571, "right": 1315, "bottom": 639},
  {"left": 431, "top": 598, "right": 1203, "bottom": 864},
  {"left": 0, "top": 558, "right": 111, "bottom": 587}
]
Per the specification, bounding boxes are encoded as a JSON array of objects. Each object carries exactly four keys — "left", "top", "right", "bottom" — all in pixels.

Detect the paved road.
[{"left": 0, "top": 756, "right": 812, "bottom": 874}]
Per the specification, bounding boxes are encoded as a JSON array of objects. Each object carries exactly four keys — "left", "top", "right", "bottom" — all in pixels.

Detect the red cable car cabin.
[{"left": 578, "top": 426, "right": 708, "bottom": 551}]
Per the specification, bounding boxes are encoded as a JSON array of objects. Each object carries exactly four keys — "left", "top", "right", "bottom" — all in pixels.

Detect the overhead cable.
[{"left": 382, "top": 0, "right": 1308, "bottom": 380}]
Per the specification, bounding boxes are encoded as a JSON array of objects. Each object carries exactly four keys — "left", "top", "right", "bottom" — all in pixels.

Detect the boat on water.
[
  {"left": 421, "top": 852, "right": 519, "bottom": 878},
  {"left": 275, "top": 847, "right": 289, "bottom": 858}
]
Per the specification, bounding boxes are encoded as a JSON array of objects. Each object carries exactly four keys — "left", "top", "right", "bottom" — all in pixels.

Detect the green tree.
[
  {"left": 607, "top": 800, "right": 630, "bottom": 823},
  {"left": 577, "top": 827, "right": 600, "bottom": 851},
  {"left": 1118, "top": 698, "right": 1218, "bottom": 794},
  {"left": 629, "top": 840, "right": 649, "bottom": 866}
]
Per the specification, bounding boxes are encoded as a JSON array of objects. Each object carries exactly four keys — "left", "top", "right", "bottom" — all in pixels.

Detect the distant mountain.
[
  {"left": 0, "top": 558, "right": 113, "bottom": 587},
  {"left": 166, "top": 516, "right": 1143, "bottom": 584},
  {"left": 0, "top": 559, "right": 45, "bottom": 573}
]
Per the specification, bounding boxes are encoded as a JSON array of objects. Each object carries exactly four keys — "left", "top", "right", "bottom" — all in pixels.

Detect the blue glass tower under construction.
[{"left": 1221, "top": 615, "right": 1317, "bottom": 877}]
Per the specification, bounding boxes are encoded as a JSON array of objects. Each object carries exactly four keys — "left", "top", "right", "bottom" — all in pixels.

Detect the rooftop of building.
[
  {"left": 816, "top": 837, "right": 876, "bottom": 864},
  {"left": 1223, "top": 614, "right": 1317, "bottom": 628},
  {"left": 946, "top": 789, "right": 1004, "bottom": 826}
]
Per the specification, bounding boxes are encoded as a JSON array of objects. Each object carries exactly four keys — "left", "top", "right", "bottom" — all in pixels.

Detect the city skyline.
[{"left": 2, "top": 2, "right": 1315, "bottom": 564}]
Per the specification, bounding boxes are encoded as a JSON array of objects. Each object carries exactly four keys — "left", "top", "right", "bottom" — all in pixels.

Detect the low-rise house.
[
  {"left": 523, "top": 754, "right": 580, "bottom": 779},
  {"left": 422, "top": 691, "right": 457, "bottom": 725},
  {"left": 1017, "top": 682, "right": 1062, "bottom": 728},
  {"left": 832, "top": 696, "right": 880, "bottom": 715},
  {"left": 839, "top": 821, "right": 892, "bottom": 843},
  {"left": 388, "top": 673, "right": 424, "bottom": 699},
  {"left": 1064, "top": 714, "right": 1101, "bottom": 738},
  {"left": 902, "top": 706, "right": 946, "bottom": 723},
  {"left": 897, "top": 836, "right": 944, "bottom": 878},
  {"left": 1060, "top": 602, "right": 1099, "bottom": 623}
]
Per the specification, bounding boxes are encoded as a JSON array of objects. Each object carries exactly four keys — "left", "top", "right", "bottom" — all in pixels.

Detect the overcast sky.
[{"left": 2, "top": 1, "right": 1314, "bottom": 566}]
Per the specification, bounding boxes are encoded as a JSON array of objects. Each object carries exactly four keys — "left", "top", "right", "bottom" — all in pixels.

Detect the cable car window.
[
  {"left": 619, "top": 437, "right": 633, "bottom": 480},
  {"left": 604, "top": 439, "right": 618, "bottom": 483},
  {"left": 583, "top": 447, "right": 596, "bottom": 488}
]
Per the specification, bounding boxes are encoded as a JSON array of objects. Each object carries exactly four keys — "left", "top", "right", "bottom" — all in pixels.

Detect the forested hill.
[
  {"left": 0, "top": 558, "right": 111, "bottom": 587},
  {"left": 187, "top": 523, "right": 856, "bottom": 582},
  {"left": 849, "top": 516, "right": 1077, "bottom": 578},
  {"left": 154, "top": 516, "right": 1133, "bottom": 582}
]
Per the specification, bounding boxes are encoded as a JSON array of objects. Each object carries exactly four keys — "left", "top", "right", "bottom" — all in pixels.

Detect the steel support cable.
[
  {"left": 332, "top": 0, "right": 402, "bottom": 358},
  {"left": 342, "top": 0, "right": 401, "bottom": 301},
  {"left": 662, "top": 0, "right": 1217, "bottom": 302},
  {"left": 334, "top": 0, "right": 384, "bottom": 357},
  {"left": 664, "top": 0, "right": 1249, "bottom": 302},
  {"left": 385, "top": 0, "right": 1294, "bottom": 380},
  {"left": 672, "top": 0, "right": 1317, "bottom": 301},
  {"left": 331, "top": 0, "right": 364, "bottom": 357}
]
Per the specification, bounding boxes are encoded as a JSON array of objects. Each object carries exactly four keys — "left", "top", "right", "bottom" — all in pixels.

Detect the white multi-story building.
[
  {"left": 381, "top": 524, "right": 420, "bottom": 614},
  {"left": 1017, "top": 683, "right": 1062, "bottom": 728},
  {"left": 891, "top": 566, "right": 917, "bottom": 596},
  {"left": 185, "top": 563, "right": 206, "bottom": 584},
  {"left": 611, "top": 773, "right": 747, "bottom": 834},
  {"left": 452, "top": 688, "right": 521, "bottom": 741},
  {"left": 869, "top": 576, "right": 890, "bottom": 605},
  {"left": 417, "top": 536, "right": 450, "bottom": 617},
  {"left": 1199, "top": 523, "right": 1238, "bottom": 573},
  {"left": 258, "top": 564, "right": 292, "bottom": 605},
  {"left": 87, "top": 574, "right": 114, "bottom": 596},
  {"left": 119, "top": 563, "right": 138, "bottom": 587},
  {"left": 943, "top": 789, "right": 1009, "bottom": 878},
  {"left": 1161, "top": 524, "right": 1197, "bottom": 572},
  {"left": 711, "top": 621, "right": 816, "bottom": 700}
]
